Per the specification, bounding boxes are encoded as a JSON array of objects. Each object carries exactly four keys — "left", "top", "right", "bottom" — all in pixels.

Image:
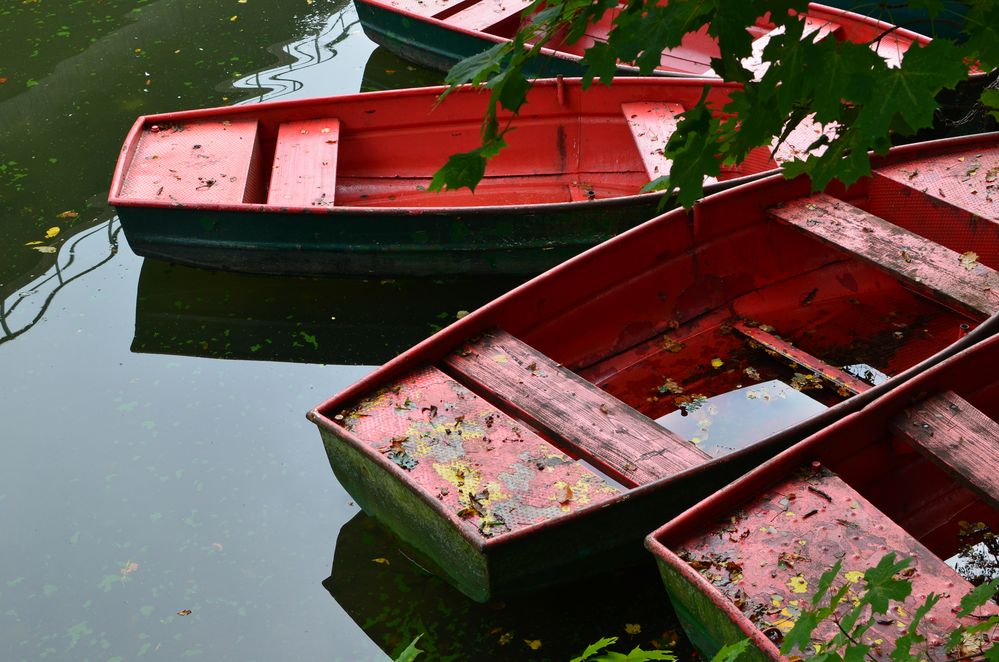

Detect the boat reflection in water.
[
  {"left": 131, "top": 260, "right": 524, "bottom": 365},
  {"left": 324, "top": 512, "right": 695, "bottom": 661}
]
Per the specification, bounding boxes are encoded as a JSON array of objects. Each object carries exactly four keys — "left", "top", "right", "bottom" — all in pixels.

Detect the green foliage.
[
  {"left": 709, "top": 639, "right": 751, "bottom": 662},
  {"left": 432, "top": 0, "right": 998, "bottom": 205},
  {"left": 571, "top": 636, "right": 677, "bottom": 661},
  {"left": 394, "top": 634, "right": 424, "bottom": 662}
]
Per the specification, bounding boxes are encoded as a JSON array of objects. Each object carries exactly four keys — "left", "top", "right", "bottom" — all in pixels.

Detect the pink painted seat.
[{"left": 267, "top": 118, "right": 341, "bottom": 208}]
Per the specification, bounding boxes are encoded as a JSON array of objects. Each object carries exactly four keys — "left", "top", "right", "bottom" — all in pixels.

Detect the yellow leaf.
[
  {"left": 45, "top": 226, "right": 60, "bottom": 238},
  {"left": 960, "top": 251, "right": 979, "bottom": 271},
  {"left": 624, "top": 623, "right": 641, "bottom": 635},
  {"left": 32, "top": 246, "right": 57, "bottom": 254},
  {"left": 55, "top": 210, "right": 78, "bottom": 219},
  {"left": 371, "top": 557, "right": 390, "bottom": 565},
  {"left": 524, "top": 640, "right": 542, "bottom": 650},
  {"left": 230, "top": 14, "right": 238, "bottom": 21},
  {"left": 787, "top": 575, "right": 808, "bottom": 593},
  {"left": 710, "top": 358, "right": 724, "bottom": 369},
  {"left": 24, "top": 241, "right": 42, "bottom": 246},
  {"left": 845, "top": 570, "right": 864, "bottom": 584}
]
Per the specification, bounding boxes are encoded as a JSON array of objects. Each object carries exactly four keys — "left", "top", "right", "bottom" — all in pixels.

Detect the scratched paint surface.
[
  {"left": 675, "top": 466, "right": 998, "bottom": 659},
  {"left": 337, "top": 365, "right": 620, "bottom": 538}
]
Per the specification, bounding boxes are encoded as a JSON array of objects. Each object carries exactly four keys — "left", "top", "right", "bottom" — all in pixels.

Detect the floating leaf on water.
[
  {"left": 523, "top": 639, "right": 542, "bottom": 650},
  {"left": 455, "top": 310, "right": 469, "bottom": 319},
  {"left": 45, "top": 226, "right": 60, "bottom": 238},
  {"left": 960, "top": 251, "right": 979, "bottom": 271},
  {"left": 24, "top": 241, "right": 42, "bottom": 246},
  {"left": 55, "top": 211, "right": 78, "bottom": 219},
  {"left": 624, "top": 623, "right": 641, "bottom": 635},
  {"left": 32, "top": 246, "right": 56, "bottom": 253},
  {"left": 371, "top": 557, "right": 390, "bottom": 565}
]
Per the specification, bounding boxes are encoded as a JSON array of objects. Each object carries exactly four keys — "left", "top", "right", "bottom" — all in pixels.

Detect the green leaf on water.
[{"left": 394, "top": 634, "right": 423, "bottom": 662}]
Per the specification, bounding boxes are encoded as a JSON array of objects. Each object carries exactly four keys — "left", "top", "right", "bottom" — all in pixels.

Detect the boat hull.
[
  {"left": 117, "top": 194, "right": 670, "bottom": 276},
  {"left": 355, "top": 0, "right": 589, "bottom": 76}
]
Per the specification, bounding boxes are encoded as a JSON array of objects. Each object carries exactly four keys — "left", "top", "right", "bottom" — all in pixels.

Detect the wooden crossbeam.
[
  {"left": 732, "top": 321, "right": 872, "bottom": 395},
  {"left": 443, "top": 328, "right": 710, "bottom": 487},
  {"left": 267, "top": 118, "right": 341, "bottom": 208},
  {"left": 443, "top": 0, "right": 533, "bottom": 31},
  {"left": 768, "top": 193, "right": 999, "bottom": 317},
  {"left": 622, "top": 102, "right": 719, "bottom": 185},
  {"left": 891, "top": 391, "right": 999, "bottom": 511}
]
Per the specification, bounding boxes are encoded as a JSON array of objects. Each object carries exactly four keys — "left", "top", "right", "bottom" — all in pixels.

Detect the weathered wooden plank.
[
  {"left": 267, "top": 118, "right": 341, "bottom": 207},
  {"left": 732, "top": 321, "right": 872, "bottom": 395},
  {"left": 891, "top": 390, "right": 999, "bottom": 511},
  {"left": 443, "top": 328, "right": 710, "bottom": 486},
  {"left": 622, "top": 102, "right": 718, "bottom": 184},
  {"left": 768, "top": 193, "right": 999, "bottom": 317},
  {"left": 444, "top": 0, "right": 532, "bottom": 31}
]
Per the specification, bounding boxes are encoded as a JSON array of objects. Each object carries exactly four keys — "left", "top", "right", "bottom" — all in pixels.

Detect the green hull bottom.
[{"left": 116, "top": 199, "right": 659, "bottom": 276}]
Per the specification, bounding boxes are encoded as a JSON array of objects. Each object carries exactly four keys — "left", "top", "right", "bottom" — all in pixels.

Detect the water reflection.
[
  {"left": 325, "top": 512, "right": 695, "bottom": 661},
  {"left": 360, "top": 47, "right": 445, "bottom": 93},
  {"left": 1, "top": 216, "right": 121, "bottom": 348},
  {"left": 131, "top": 261, "right": 525, "bottom": 365},
  {"left": 232, "top": 3, "right": 359, "bottom": 103}
]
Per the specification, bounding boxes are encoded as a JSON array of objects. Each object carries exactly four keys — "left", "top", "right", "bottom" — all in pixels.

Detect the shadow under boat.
[
  {"left": 359, "top": 46, "right": 444, "bottom": 93},
  {"left": 131, "top": 259, "right": 524, "bottom": 365},
  {"left": 324, "top": 511, "right": 696, "bottom": 661}
]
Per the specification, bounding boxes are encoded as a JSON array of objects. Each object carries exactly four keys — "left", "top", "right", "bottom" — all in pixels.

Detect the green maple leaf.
[
  {"left": 861, "top": 553, "right": 913, "bottom": 614},
  {"left": 852, "top": 40, "right": 967, "bottom": 140}
]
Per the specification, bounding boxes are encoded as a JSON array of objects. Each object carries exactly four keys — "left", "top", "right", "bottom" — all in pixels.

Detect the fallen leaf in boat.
[
  {"left": 710, "top": 358, "right": 724, "bottom": 369},
  {"left": 787, "top": 575, "right": 808, "bottom": 593},
  {"left": 177, "top": 609, "right": 192, "bottom": 616},
  {"left": 624, "top": 623, "right": 641, "bottom": 635},
  {"left": 960, "top": 251, "right": 979, "bottom": 270},
  {"left": 558, "top": 485, "right": 573, "bottom": 507},
  {"left": 56, "top": 211, "right": 78, "bottom": 219},
  {"left": 657, "top": 378, "right": 682, "bottom": 394},
  {"left": 32, "top": 246, "right": 56, "bottom": 253},
  {"left": 371, "top": 558, "right": 390, "bottom": 565},
  {"left": 901, "top": 250, "right": 912, "bottom": 263},
  {"left": 45, "top": 226, "right": 60, "bottom": 238},
  {"left": 744, "top": 366, "right": 761, "bottom": 380},
  {"left": 524, "top": 640, "right": 542, "bottom": 650}
]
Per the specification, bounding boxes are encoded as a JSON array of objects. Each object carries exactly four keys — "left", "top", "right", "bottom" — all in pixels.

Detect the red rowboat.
[
  {"left": 308, "top": 132, "right": 999, "bottom": 601},
  {"left": 355, "top": 0, "right": 929, "bottom": 76},
  {"left": 109, "top": 78, "right": 798, "bottom": 276},
  {"left": 646, "top": 332, "right": 999, "bottom": 660}
]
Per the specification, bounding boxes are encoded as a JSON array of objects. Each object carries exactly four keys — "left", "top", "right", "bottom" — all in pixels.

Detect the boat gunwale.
[
  {"left": 308, "top": 131, "right": 999, "bottom": 552},
  {"left": 108, "top": 77, "right": 762, "bottom": 215},
  {"left": 354, "top": 0, "right": 936, "bottom": 77},
  {"left": 643, "top": 331, "right": 999, "bottom": 661}
]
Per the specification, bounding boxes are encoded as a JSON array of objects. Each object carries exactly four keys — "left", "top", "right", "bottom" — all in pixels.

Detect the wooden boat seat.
[
  {"left": 622, "top": 102, "right": 718, "bottom": 185},
  {"left": 443, "top": 328, "right": 710, "bottom": 486},
  {"left": 118, "top": 117, "right": 263, "bottom": 204},
  {"left": 768, "top": 193, "right": 999, "bottom": 317},
  {"left": 891, "top": 391, "right": 999, "bottom": 510},
  {"left": 867, "top": 145, "right": 999, "bottom": 267},
  {"left": 732, "top": 321, "right": 872, "bottom": 395},
  {"left": 442, "top": 0, "right": 533, "bottom": 31},
  {"left": 677, "top": 464, "right": 999, "bottom": 650},
  {"left": 267, "top": 118, "right": 341, "bottom": 208}
]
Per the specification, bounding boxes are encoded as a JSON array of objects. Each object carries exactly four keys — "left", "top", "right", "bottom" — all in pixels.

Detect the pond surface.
[{"left": 0, "top": 2, "right": 690, "bottom": 660}]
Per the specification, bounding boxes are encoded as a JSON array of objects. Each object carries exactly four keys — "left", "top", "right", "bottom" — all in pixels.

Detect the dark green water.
[{"left": 0, "top": 1, "right": 689, "bottom": 660}]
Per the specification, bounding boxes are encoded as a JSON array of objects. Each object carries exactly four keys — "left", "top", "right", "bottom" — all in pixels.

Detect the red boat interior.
[
  {"left": 113, "top": 81, "right": 790, "bottom": 211},
  {"left": 325, "top": 140, "right": 999, "bottom": 543},
  {"left": 374, "top": 0, "right": 921, "bottom": 75},
  {"left": 654, "top": 339, "right": 999, "bottom": 657}
]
